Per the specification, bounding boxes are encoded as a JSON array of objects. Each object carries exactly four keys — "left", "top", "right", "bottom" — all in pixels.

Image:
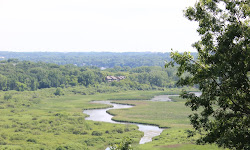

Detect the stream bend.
[
  {"left": 83, "top": 93, "right": 201, "bottom": 147},
  {"left": 83, "top": 94, "right": 182, "bottom": 145},
  {"left": 83, "top": 101, "right": 163, "bottom": 144}
]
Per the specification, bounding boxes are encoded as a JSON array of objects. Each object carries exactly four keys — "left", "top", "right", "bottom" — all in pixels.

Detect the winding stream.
[
  {"left": 83, "top": 94, "right": 201, "bottom": 147},
  {"left": 83, "top": 101, "right": 163, "bottom": 144}
]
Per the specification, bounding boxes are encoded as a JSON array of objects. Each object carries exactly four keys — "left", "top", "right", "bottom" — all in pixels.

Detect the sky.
[{"left": 0, "top": 0, "right": 199, "bottom": 52}]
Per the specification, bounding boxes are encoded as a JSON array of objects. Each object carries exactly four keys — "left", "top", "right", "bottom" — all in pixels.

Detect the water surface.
[
  {"left": 150, "top": 95, "right": 179, "bottom": 101},
  {"left": 83, "top": 101, "right": 163, "bottom": 144},
  {"left": 190, "top": 92, "right": 202, "bottom": 97}
]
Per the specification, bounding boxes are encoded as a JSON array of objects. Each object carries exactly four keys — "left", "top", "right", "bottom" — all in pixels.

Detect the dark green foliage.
[
  {"left": 167, "top": 0, "right": 250, "bottom": 149},
  {"left": 0, "top": 74, "right": 7, "bottom": 91},
  {"left": 4, "top": 94, "right": 12, "bottom": 100},
  {"left": 91, "top": 131, "right": 102, "bottom": 136},
  {"left": 115, "top": 128, "right": 123, "bottom": 134},
  {"left": 26, "top": 138, "right": 37, "bottom": 143},
  {"left": 54, "top": 88, "right": 64, "bottom": 96},
  {"left": 0, "top": 60, "right": 180, "bottom": 92}
]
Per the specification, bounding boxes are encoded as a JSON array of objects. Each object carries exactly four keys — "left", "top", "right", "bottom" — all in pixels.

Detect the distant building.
[
  {"left": 100, "top": 67, "right": 106, "bottom": 70},
  {"left": 106, "top": 76, "right": 126, "bottom": 82},
  {"left": 116, "top": 76, "right": 126, "bottom": 80}
]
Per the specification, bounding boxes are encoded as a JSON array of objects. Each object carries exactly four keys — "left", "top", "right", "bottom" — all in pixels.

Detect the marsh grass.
[{"left": 0, "top": 87, "right": 223, "bottom": 150}]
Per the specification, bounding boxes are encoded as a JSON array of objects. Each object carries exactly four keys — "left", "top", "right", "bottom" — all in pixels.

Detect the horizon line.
[{"left": 0, "top": 50, "right": 197, "bottom": 53}]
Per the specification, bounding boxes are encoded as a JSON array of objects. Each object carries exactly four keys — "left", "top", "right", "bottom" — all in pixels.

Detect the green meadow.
[{"left": 0, "top": 87, "right": 225, "bottom": 150}]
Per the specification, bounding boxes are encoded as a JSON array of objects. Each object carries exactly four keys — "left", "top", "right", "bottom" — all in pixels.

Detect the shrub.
[
  {"left": 54, "top": 88, "right": 64, "bottom": 96},
  {"left": 115, "top": 128, "right": 123, "bottom": 133},
  {"left": 1, "top": 133, "right": 7, "bottom": 139},
  {"left": 4, "top": 94, "right": 12, "bottom": 100},
  {"left": 27, "top": 138, "right": 37, "bottom": 143},
  {"left": 73, "top": 130, "right": 81, "bottom": 135},
  {"left": 91, "top": 131, "right": 102, "bottom": 136},
  {"left": 81, "top": 131, "right": 88, "bottom": 135},
  {"left": 0, "top": 140, "right": 7, "bottom": 145},
  {"left": 124, "top": 128, "right": 130, "bottom": 132}
]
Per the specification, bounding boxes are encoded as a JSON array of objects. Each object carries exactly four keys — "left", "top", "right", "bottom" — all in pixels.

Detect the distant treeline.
[
  {"left": 0, "top": 59, "right": 180, "bottom": 91},
  {"left": 0, "top": 52, "right": 197, "bottom": 68}
]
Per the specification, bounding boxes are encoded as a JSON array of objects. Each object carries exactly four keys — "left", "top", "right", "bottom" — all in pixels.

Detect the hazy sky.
[{"left": 0, "top": 0, "right": 199, "bottom": 52}]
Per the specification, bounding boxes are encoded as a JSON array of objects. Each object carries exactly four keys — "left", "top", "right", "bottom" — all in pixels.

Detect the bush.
[
  {"left": 4, "top": 94, "right": 12, "bottom": 100},
  {"left": 81, "top": 131, "right": 88, "bottom": 135},
  {"left": 54, "top": 88, "right": 64, "bottom": 96},
  {"left": 0, "top": 140, "right": 7, "bottom": 145},
  {"left": 116, "top": 128, "right": 123, "bottom": 133},
  {"left": 91, "top": 131, "right": 102, "bottom": 136},
  {"left": 27, "top": 138, "right": 37, "bottom": 143},
  {"left": 72, "top": 130, "right": 81, "bottom": 135}
]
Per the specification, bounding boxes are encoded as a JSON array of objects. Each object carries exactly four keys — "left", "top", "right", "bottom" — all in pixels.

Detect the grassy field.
[
  {"left": 0, "top": 87, "right": 225, "bottom": 150},
  {"left": 108, "top": 100, "right": 191, "bottom": 128}
]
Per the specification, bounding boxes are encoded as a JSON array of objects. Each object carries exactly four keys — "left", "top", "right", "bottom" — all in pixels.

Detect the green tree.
[
  {"left": 78, "top": 70, "right": 96, "bottom": 86},
  {"left": 67, "top": 75, "right": 78, "bottom": 86},
  {"left": 54, "top": 87, "right": 64, "bottom": 96},
  {"left": 0, "top": 74, "right": 8, "bottom": 91},
  {"left": 167, "top": 0, "right": 249, "bottom": 149},
  {"left": 30, "top": 78, "right": 38, "bottom": 91},
  {"left": 15, "top": 81, "right": 27, "bottom": 91},
  {"left": 48, "top": 70, "right": 62, "bottom": 87}
]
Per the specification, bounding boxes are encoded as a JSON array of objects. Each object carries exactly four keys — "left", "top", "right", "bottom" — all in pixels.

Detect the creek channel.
[
  {"left": 83, "top": 95, "right": 179, "bottom": 147},
  {"left": 83, "top": 92, "right": 201, "bottom": 148}
]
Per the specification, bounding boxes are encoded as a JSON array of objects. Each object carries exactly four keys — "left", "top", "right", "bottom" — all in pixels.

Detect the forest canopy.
[{"left": 0, "top": 59, "right": 181, "bottom": 92}]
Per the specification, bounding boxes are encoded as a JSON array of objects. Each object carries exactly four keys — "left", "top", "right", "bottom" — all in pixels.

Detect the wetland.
[{"left": 0, "top": 88, "right": 223, "bottom": 150}]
